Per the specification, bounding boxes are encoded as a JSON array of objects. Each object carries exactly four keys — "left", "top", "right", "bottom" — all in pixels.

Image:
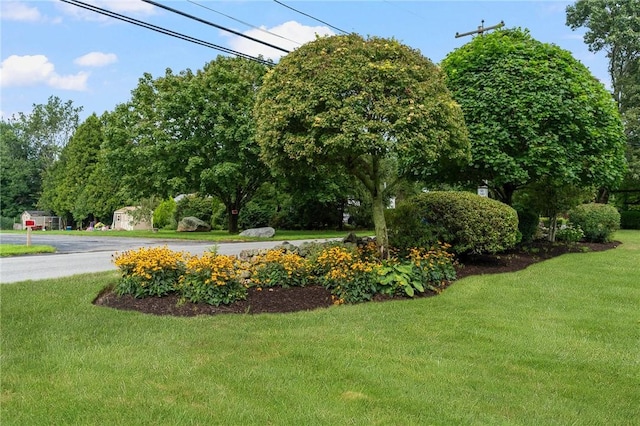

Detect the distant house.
[
  {"left": 112, "top": 206, "right": 153, "bottom": 231},
  {"left": 21, "top": 211, "right": 61, "bottom": 230}
]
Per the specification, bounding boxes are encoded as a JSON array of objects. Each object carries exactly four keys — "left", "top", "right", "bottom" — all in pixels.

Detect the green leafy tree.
[
  {"left": 39, "top": 114, "right": 104, "bottom": 225},
  {"left": 255, "top": 34, "right": 470, "bottom": 256},
  {"left": 1, "top": 97, "right": 82, "bottom": 217},
  {"left": 0, "top": 121, "right": 40, "bottom": 218},
  {"left": 566, "top": 0, "right": 640, "bottom": 203},
  {"left": 101, "top": 57, "right": 270, "bottom": 233},
  {"left": 441, "top": 28, "right": 627, "bottom": 206}
]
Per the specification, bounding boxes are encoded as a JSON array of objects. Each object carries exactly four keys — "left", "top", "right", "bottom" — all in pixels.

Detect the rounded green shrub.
[
  {"left": 406, "top": 191, "right": 519, "bottom": 255},
  {"left": 568, "top": 203, "right": 620, "bottom": 242}
]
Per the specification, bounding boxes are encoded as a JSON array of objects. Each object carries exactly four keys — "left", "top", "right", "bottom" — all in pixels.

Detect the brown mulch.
[{"left": 94, "top": 240, "right": 619, "bottom": 317}]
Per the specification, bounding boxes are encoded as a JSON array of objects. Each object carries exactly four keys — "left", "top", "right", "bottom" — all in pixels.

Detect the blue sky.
[{"left": 1, "top": 1, "right": 608, "bottom": 121}]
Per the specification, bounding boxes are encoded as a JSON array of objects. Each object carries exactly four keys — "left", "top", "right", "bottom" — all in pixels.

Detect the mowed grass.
[
  {"left": 0, "top": 243, "right": 56, "bottom": 256},
  {"left": 2, "top": 231, "right": 638, "bottom": 424}
]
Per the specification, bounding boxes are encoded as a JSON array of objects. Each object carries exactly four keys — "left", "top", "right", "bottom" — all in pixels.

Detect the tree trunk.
[
  {"left": 548, "top": 214, "right": 558, "bottom": 242},
  {"left": 227, "top": 205, "right": 239, "bottom": 234},
  {"left": 596, "top": 187, "right": 610, "bottom": 204},
  {"left": 371, "top": 189, "right": 389, "bottom": 259}
]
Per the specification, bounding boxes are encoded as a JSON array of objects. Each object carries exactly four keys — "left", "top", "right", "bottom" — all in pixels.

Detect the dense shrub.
[
  {"left": 408, "top": 191, "right": 519, "bottom": 255},
  {"left": 0, "top": 216, "right": 16, "bottom": 230},
  {"left": 386, "top": 203, "right": 437, "bottom": 256},
  {"left": 568, "top": 203, "right": 620, "bottom": 242},
  {"left": 620, "top": 210, "right": 640, "bottom": 230},
  {"left": 239, "top": 201, "right": 275, "bottom": 229},
  {"left": 515, "top": 207, "right": 540, "bottom": 243},
  {"left": 153, "top": 198, "right": 177, "bottom": 229}
]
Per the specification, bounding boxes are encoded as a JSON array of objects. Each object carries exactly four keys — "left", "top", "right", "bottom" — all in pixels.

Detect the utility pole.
[{"left": 455, "top": 20, "right": 504, "bottom": 38}]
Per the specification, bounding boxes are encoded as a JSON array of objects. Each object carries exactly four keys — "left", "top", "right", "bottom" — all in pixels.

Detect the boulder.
[
  {"left": 239, "top": 226, "right": 275, "bottom": 238},
  {"left": 177, "top": 216, "right": 211, "bottom": 232}
]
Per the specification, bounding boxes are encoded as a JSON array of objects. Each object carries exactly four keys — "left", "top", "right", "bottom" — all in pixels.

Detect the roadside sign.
[{"left": 25, "top": 220, "right": 35, "bottom": 227}]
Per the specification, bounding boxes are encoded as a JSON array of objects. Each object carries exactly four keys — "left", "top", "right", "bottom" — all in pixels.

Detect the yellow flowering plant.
[
  {"left": 315, "top": 246, "right": 380, "bottom": 303},
  {"left": 249, "top": 249, "right": 311, "bottom": 288},
  {"left": 377, "top": 243, "right": 456, "bottom": 296},
  {"left": 178, "top": 253, "right": 247, "bottom": 306},
  {"left": 113, "top": 246, "right": 187, "bottom": 297}
]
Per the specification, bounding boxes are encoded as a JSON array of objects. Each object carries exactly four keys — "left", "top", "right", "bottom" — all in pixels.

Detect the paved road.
[{"left": 0, "top": 233, "right": 334, "bottom": 284}]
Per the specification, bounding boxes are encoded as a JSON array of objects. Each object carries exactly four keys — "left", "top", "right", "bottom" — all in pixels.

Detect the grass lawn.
[
  {"left": 1, "top": 231, "right": 638, "bottom": 424},
  {"left": 0, "top": 244, "right": 56, "bottom": 257}
]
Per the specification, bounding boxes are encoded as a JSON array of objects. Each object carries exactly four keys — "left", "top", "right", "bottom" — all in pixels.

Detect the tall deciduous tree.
[
  {"left": 567, "top": 0, "right": 640, "bottom": 205},
  {"left": 102, "top": 56, "right": 270, "bottom": 233},
  {"left": 39, "top": 114, "right": 105, "bottom": 225},
  {"left": 255, "top": 34, "right": 470, "bottom": 256},
  {"left": 441, "top": 28, "right": 627, "bottom": 206},
  {"left": 1, "top": 96, "right": 82, "bottom": 217}
]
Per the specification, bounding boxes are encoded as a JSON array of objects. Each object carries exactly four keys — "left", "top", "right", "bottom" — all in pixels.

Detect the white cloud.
[
  {"left": 74, "top": 52, "right": 118, "bottom": 67},
  {"left": 0, "top": 55, "right": 88, "bottom": 91},
  {"left": 58, "top": 0, "right": 156, "bottom": 22},
  {"left": 227, "top": 21, "right": 334, "bottom": 61},
  {"left": 1, "top": 1, "right": 42, "bottom": 22}
]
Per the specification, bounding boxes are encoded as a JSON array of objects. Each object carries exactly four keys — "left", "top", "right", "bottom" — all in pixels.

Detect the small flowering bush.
[
  {"left": 249, "top": 249, "right": 311, "bottom": 288},
  {"left": 179, "top": 253, "right": 247, "bottom": 306},
  {"left": 113, "top": 246, "right": 186, "bottom": 298},
  {"left": 555, "top": 223, "right": 585, "bottom": 243},
  {"left": 315, "top": 246, "right": 380, "bottom": 304},
  {"left": 377, "top": 244, "right": 456, "bottom": 297}
]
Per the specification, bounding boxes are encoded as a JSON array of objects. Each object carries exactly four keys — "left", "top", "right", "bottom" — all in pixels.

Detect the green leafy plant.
[
  {"left": 403, "top": 191, "right": 519, "bottom": 255},
  {"left": 555, "top": 223, "right": 585, "bottom": 243},
  {"left": 113, "top": 246, "right": 186, "bottom": 297},
  {"left": 179, "top": 253, "right": 247, "bottom": 306},
  {"left": 568, "top": 203, "right": 620, "bottom": 242}
]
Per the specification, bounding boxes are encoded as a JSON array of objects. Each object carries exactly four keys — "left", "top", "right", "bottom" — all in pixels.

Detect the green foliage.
[
  {"left": 514, "top": 206, "right": 540, "bottom": 243},
  {"left": 569, "top": 203, "right": 621, "bottom": 242},
  {"left": 386, "top": 202, "right": 437, "bottom": 256},
  {"left": 256, "top": 33, "right": 470, "bottom": 255},
  {"left": 410, "top": 191, "right": 519, "bottom": 255},
  {"left": 153, "top": 198, "right": 177, "bottom": 229},
  {"left": 39, "top": 114, "right": 104, "bottom": 224},
  {"left": 555, "top": 224, "right": 585, "bottom": 243},
  {"left": 113, "top": 247, "right": 186, "bottom": 298},
  {"left": 377, "top": 246, "right": 456, "bottom": 297},
  {"left": 174, "top": 195, "right": 213, "bottom": 224},
  {"left": 179, "top": 254, "right": 247, "bottom": 306},
  {"left": 620, "top": 210, "right": 640, "bottom": 229},
  {"left": 248, "top": 249, "right": 311, "bottom": 288},
  {"left": 442, "top": 28, "right": 627, "bottom": 205},
  {"left": 0, "top": 216, "right": 16, "bottom": 230}
]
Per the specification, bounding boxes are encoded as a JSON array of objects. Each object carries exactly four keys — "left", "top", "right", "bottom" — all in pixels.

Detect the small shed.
[
  {"left": 112, "top": 206, "right": 153, "bottom": 231},
  {"left": 21, "top": 211, "right": 61, "bottom": 230}
]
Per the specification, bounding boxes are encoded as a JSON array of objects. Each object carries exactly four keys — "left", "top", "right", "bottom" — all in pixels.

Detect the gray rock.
[
  {"left": 239, "top": 226, "right": 276, "bottom": 238},
  {"left": 177, "top": 217, "right": 211, "bottom": 232}
]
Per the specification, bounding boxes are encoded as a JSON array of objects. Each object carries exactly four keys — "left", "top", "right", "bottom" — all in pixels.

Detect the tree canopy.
[
  {"left": 0, "top": 96, "right": 82, "bottom": 218},
  {"left": 441, "top": 28, "right": 627, "bottom": 205},
  {"left": 255, "top": 34, "right": 470, "bottom": 255},
  {"left": 101, "top": 56, "right": 270, "bottom": 232},
  {"left": 567, "top": 0, "right": 640, "bottom": 206}
]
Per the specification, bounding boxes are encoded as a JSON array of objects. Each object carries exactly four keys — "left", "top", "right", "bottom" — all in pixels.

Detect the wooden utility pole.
[{"left": 455, "top": 20, "right": 504, "bottom": 38}]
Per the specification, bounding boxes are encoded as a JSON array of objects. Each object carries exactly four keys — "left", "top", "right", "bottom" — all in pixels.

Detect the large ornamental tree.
[
  {"left": 102, "top": 56, "right": 270, "bottom": 233},
  {"left": 255, "top": 34, "right": 470, "bottom": 256},
  {"left": 441, "top": 28, "right": 627, "bottom": 206}
]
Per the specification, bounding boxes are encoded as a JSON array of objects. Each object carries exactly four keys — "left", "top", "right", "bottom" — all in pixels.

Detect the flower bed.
[{"left": 112, "top": 241, "right": 457, "bottom": 306}]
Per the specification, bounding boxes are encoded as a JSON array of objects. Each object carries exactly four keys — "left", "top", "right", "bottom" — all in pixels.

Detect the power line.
[
  {"left": 272, "top": 0, "right": 348, "bottom": 35},
  {"left": 59, "top": 0, "right": 273, "bottom": 66},
  {"left": 141, "top": 0, "right": 290, "bottom": 54},
  {"left": 187, "top": 0, "right": 302, "bottom": 47}
]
